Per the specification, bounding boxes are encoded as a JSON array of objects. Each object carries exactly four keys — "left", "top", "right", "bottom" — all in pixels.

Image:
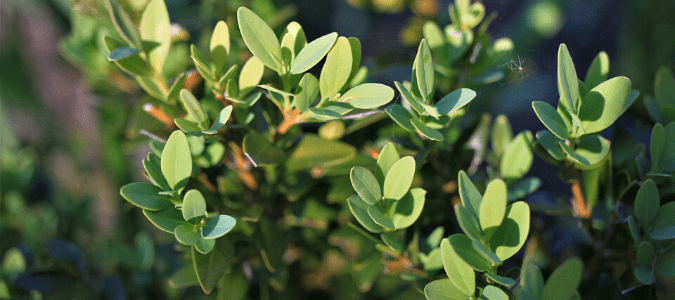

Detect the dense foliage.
[{"left": 2, "top": 0, "right": 675, "bottom": 299}]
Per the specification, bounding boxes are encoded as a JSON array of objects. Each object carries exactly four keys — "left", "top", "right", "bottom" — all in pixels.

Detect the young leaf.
[
  {"left": 143, "top": 207, "right": 189, "bottom": 233},
  {"left": 424, "top": 279, "right": 471, "bottom": 300},
  {"left": 441, "top": 237, "right": 476, "bottom": 295},
  {"left": 193, "top": 239, "right": 233, "bottom": 294},
  {"left": 383, "top": 156, "right": 416, "bottom": 200},
  {"left": 161, "top": 131, "right": 192, "bottom": 191},
  {"left": 294, "top": 73, "right": 319, "bottom": 112},
  {"left": 320, "top": 37, "right": 352, "bottom": 100},
  {"left": 482, "top": 285, "right": 508, "bottom": 299},
  {"left": 210, "top": 21, "right": 230, "bottom": 70},
  {"left": 385, "top": 104, "right": 416, "bottom": 132},
  {"left": 541, "top": 258, "right": 583, "bottom": 300},
  {"left": 139, "top": 0, "right": 171, "bottom": 72},
  {"left": 390, "top": 188, "right": 426, "bottom": 229},
  {"left": 120, "top": 182, "right": 172, "bottom": 211},
  {"left": 338, "top": 83, "right": 394, "bottom": 109},
  {"left": 180, "top": 89, "right": 209, "bottom": 129},
  {"left": 143, "top": 152, "right": 171, "bottom": 190},
  {"left": 376, "top": 143, "right": 400, "bottom": 186},
  {"left": 237, "top": 7, "right": 282, "bottom": 72},
  {"left": 194, "top": 237, "right": 216, "bottom": 254},
  {"left": 395, "top": 81, "right": 426, "bottom": 114},
  {"left": 347, "top": 194, "right": 385, "bottom": 233},
  {"left": 367, "top": 206, "right": 395, "bottom": 229},
  {"left": 237, "top": 57, "right": 264, "bottom": 96},
  {"left": 532, "top": 101, "right": 569, "bottom": 139},
  {"left": 491, "top": 115, "right": 513, "bottom": 158},
  {"left": 557, "top": 44, "right": 580, "bottom": 113},
  {"left": 182, "top": 190, "right": 206, "bottom": 221},
  {"left": 350, "top": 166, "right": 382, "bottom": 205},
  {"left": 634, "top": 179, "right": 660, "bottom": 228},
  {"left": 500, "top": 131, "right": 533, "bottom": 182},
  {"left": 290, "top": 32, "right": 338, "bottom": 74},
  {"left": 414, "top": 39, "right": 434, "bottom": 102},
  {"left": 423, "top": 21, "right": 448, "bottom": 60},
  {"left": 175, "top": 224, "right": 200, "bottom": 245},
  {"left": 201, "top": 215, "right": 236, "bottom": 239},
  {"left": 584, "top": 51, "right": 609, "bottom": 90},
  {"left": 210, "top": 106, "right": 233, "bottom": 132},
  {"left": 104, "top": 36, "right": 152, "bottom": 77},
  {"left": 578, "top": 76, "right": 631, "bottom": 134},
  {"left": 490, "top": 202, "right": 530, "bottom": 260},
  {"left": 435, "top": 88, "right": 477, "bottom": 115},
  {"left": 472, "top": 240, "right": 502, "bottom": 266},
  {"left": 458, "top": 170, "right": 482, "bottom": 217},
  {"left": 479, "top": 180, "right": 507, "bottom": 238}
]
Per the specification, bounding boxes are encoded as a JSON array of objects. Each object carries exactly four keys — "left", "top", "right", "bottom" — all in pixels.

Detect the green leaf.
[
  {"left": 320, "top": 37, "right": 352, "bottom": 100},
  {"left": 104, "top": 36, "right": 151, "bottom": 77},
  {"left": 410, "top": 117, "right": 444, "bottom": 141},
  {"left": 441, "top": 237, "right": 476, "bottom": 295},
  {"left": 120, "top": 182, "right": 172, "bottom": 211},
  {"left": 338, "top": 83, "right": 394, "bottom": 109},
  {"left": 458, "top": 170, "right": 482, "bottom": 217},
  {"left": 182, "top": 190, "right": 206, "bottom": 221},
  {"left": 490, "top": 202, "right": 530, "bottom": 260},
  {"left": 168, "top": 264, "right": 199, "bottom": 288},
  {"left": 654, "top": 257, "right": 675, "bottom": 276},
  {"left": 647, "top": 225, "right": 675, "bottom": 240},
  {"left": 584, "top": 51, "right": 609, "bottom": 90},
  {"left": 237, "top": 7, "right": 282, "bottom": 72},
  {"left": 390, "top": 188, "right": 426, "bottom": 229},
  {"left": 423, "top": 21, "right": 448, "bottom": 61},
  {"left": 424, "top": 279, "right": 472, "bottom": 300},
  {"left": 532, "top": 101, "right": 569, "bottom": 139},
  {"left": 628, "top": 215, "right": 641, "bottom": 243},
  {"left": 242, "top": 132, "right": 285, "bottom": 167},
  {"left": 383, "top": 156, "right": 416, "bottom": 200},
  {"left": 472, "top": 240, "right": 502, "bottom": 266},
  {"left": 191, "top": 45, "right": 216, "bottom": 82},
  {"left": 500, "top": 131, "right": 533, "bottom": 182},
  {"left": 634, "top": 179, "right": 660, "bottom": 228},
  {"left": 560, "top": 134, "right": 611, "bottom": 169},
  {"left": 239, "top": 56, "right": 265, "bottom": 96},
  {"left": 104, "top": 0, "right": 142, "bottom": 49},
  {"left": 194, "top": 237, "right": 216, "bottom": 254},
  {"left": 491, "top": 115, "right": 513, "bottom": 158},
  {"left": 655, "top": 66, "right": 675, "bottom": 108},
  {"left": 294, "top": 73, "right": 319, "bottom": 112},
  {"left": 193, "top": 238, "right": 233, "bottom": 294},
  {"left": 201, "top": 215, "right": 236, "bottom": 239},
  {"left": 347, "top": 194, "right": 385, "bottom": 233},
  {"left": 108, "top": 46, "right": 139, "bottom": 61},
  {"left": 175, "top": 118, "right": 203, "bottom": 135},
  {"left": 175, "top": 224, "right": 200, "bottom": 245},
  {"left": 350, "top": 166, "right": 382, "bottom": 205},
  {"left": 308, "top": 107, "right": 342, "bottom": 120},
  {"left": 651, "top": 123, "right": 665, "bottom": 171},
  {"left": 449, "top": 234, "right": 491, "bottom": 272},
  {"left": 210, "top": 21, "right": 230, "bottom": 70},
  {"left": 557, "top": 44, "right": 580, "bottom": 113},
  {"left": 346, "top": 37, "right": 362, "bottom": 85},
  {"left": 2, "top": 248, "right": 25, "bottom": 280},
  {"left": 652, "top": 201, "right": 675, "bottom": 229},
  {"left": 507, "top": 177, "right": 541, "bottom": 201},
  {"left": 481, "top": 285, "right": 508, "bottom": 300},
  {"left": 479, "top": 179, "right": 507, "bottom": 238},
  {"left": 414, "top": 39, "right": 434, "bottom": 101},
  {"left": 161, "top": 131, "right": 192, "bottom": 191},
  {"left": 139, "top": 0, "right": 171, "bottom": 72},
  {"left": 622, "top": 90, "right": 640, "bottom": 114},
  {"left": 455, "top": 204, "right": 483, "bottom": 241},
  {"left": 290, "top": 32, "right": 338, "bottom": 74},
  {"left": 376, "top": 143, "right": 400, "bottom": 187},
  {"left": 367, "top": 206, "right": 395, "bottom": 230},
  {"left": 395, "top": 81, "right": 425, "bottom": 115},
  {"left": 285, "top": 135, "right": 356, "bottom": 172},
  {"left": 180, "top": 89, "right": 209, "bottom": 129},
  {"left": 578, "top": 76, "right": 631, "bottom": 134},
  {"left": 137, "top": 76, "right": 165, "bottom": 99},
  {"left": 385, "top": 104, "right": 416, "bottom": 132},
  {"left": 542, "top": 258, "right": 583, "bottom": 300},
  {"left": 536, "top": 130, "right": 565, "bottom": 161},
  {"left": 520, "top": 257, "right": 544, "bottom": 300},
  {"left": 633, "top": 265, "right": 655, "bottom": 285},
  {"left": 636, "top": 241, "right": 655, "bottom": 265},
  {"left": 435, "top": 89, "right": 477, "bottom": 115},
  {"left": 143, "top": 207, "right": 189, "bottom": 233},
  {"left": 143, "top": 152, "right": 171, "bottom": 190},
  {"left": 167, "top": 73, "right": 186, "bottom": 102},
  {"left": 210, "top": 106, "right": 232, "bottom": 132}
]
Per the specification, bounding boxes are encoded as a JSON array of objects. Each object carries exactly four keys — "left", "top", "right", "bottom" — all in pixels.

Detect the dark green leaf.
[
  {"left": 107, "top": 46, "right": 140, "bottom": 61},
  {"left": 285, "top": 135, "right": 356, "bottom": 172},
  {"left": 294, "top": 73, "right": 319, "bottom": 112},
  {"left": 633, "top": 265, "right": 655, "bottom": 285},
  {"left": 175, "top": 224, "right": 200, "bottom": 245},
  {"left": 634, "top": 179, "right": 660, "bottom": 228},
  {"left": 472, "top": 240, "right": 502, "bottom": 266},
  {"left": 175, "top": 118, "right": 203, "bottom": 135},
  {"left": 455, "top": 204, "right": 483, "bottom": 241},
  {"left": 385, "top": 104, "right": 416, "bottom": 132},
  {"left": 647, "top": 225, "right": 675, "bottom": 240},
  {"left": 520, "top": 257, "right": 544, "bottom": 299},
  {"left": 507, "top": 177, "right": 541, "bottom": 201},
  {"left": 104, "top": 0, "right": 141, "bottom": 49},
  {"left": 347, "top": 194, "right": 385, "bottom": 233},
  {"left": 237, "top": 7, "right": 282, "bottom": 72},
  {"left": 636, "top": 242, "right": 655, "bottom": 265},
  {"left": 458, "top": 170, "right": 482, "bottom": 217},
  {"left": 557, "top": 44, "right": 579, "bottom": 113},
  {"left": 168, "top": 264, "right": 199, "bottom": 288},
  {"left": 103, "top": 36, "right": 151, "bottom": 76},
  {"left": 655, "top": 66, "right": 675, "bottom": 108},
  {"left": 120, "top": 182, "right": 172, "bottom": 211},
  {"left": 193, "top": 238, "right": 233, "bottom": 294},
  {"left": 395, "top": 81, "right": 425, "bottom": 115},
  {"left": 542, "top": 258, "right": 583, "bottom": 300},
  {"left": 654, "top": 257, "right": 675, "bottom": 276},
  {"left": 242, "top": 132, "right": 285, "bottom": 167},
  {"left": 143, "top": 153, "right": 171, "bottom": 190},
  {"left": 560, "top": 134, "right": 611, "bottom": 169},
  {"left": 350, "top": 166, "right": 381, "bottom": 205},
  {"left": 143, "top": 207, "right": 189, "bottom": 233},
  {"left": 191, "top": 45, "right": 216, "bottom": 83},
  {"left": 367, "top": 206, "right": 395, "bottom": 230},
  {"left": 410, "top": 117, "right": 444, "bottom": 141},
  {"left": 652, "top": 201, "right": 675, "bottom": 229},
  {"left": 449, "top": 234, "right": 491, "bottom": 272}
]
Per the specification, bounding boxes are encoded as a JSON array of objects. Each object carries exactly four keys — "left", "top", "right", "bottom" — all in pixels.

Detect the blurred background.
[{"left": 1, "top": 0, "right": 674, "bottom": 299}]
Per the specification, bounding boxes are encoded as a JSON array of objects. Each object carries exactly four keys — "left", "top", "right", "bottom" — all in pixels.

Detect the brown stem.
[
  {"left": 571, "top": 180, "right": 592, "bottom": 219},
  {"left": 143, "top": 103, "right": 176, "bottom": 129},
  {"left": 228, "top": 141, "right": 258, "bottom": 190}
]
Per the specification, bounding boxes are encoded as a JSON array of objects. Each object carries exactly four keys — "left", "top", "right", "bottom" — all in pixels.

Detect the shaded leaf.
[
  {"left": 120, "top": 182, "right": 172, "bottom": 211},
  {"left": 424, "top": 279, "right": 471, "bottom": 300},
  {"left": 347, "top": 194, "right": 385, "bottom": 233},
  {"left": 542, "top": 258, "right": 583, "bottom": 300},
  {"left": 175, "top": 224, "right": 200, "bottom": 245},
  {"left": 239, "top": 56, "right": 265, "bottom": 96},
  {"left": 383, "top": 156, "right": 416, "bottom": 200},
  {"left": 182, "top": 190, "right": 206, "bottom": 221},
  {"left": 294, "top": 73, "right": 319, "bottom": 112},
  {"left": 201, "top": 215, "right": 236, "bottom": 239},
  {"left": 578, "top": 76, "right": 631, "bottom": 135},
  {"left": 458, "top": 170, "right": 482, "bottom": 217},
  {"left": 193, "top": 239, "right": 233, "bottom": 294},
  {"left": 482, "top": 285, "right": 508, "bottom": 299},
  {"left": 490, "top": 202, "right": 530, "bottom": 260},
  {"left": 243, "top": 132, "right": 285, "bottom": 167},
  {"left": 557, "top": 44, "right": 579, "bottom": 113},
  {"left": 350, "top": 166, "right": 381, "bottom": 205},
  {"left": 634, "top": 179, "right": 660, "bottom": 228},
  {"left": 390, "top": 188, "right": 426, "bottom": 229},
  {"left": 139, "top": 0, "right": 171, "bottom": 72},
  {"left": 532, "top": 101, "right": 569, "bottom": 139},
  {"left": 441, "top": 237, "right": 476, "bottom": 295},
  {"left": 584, "top": 51, "right": 609, "bottom": 90},
  {"left": 435, "top": 89, "right": 477, "bottom": 115},
  {"left": 210, "top": 21, "right": 230, "bottom": 70},
  {"left": 143, "top": 207, "right": 189, "bottom": 233},
  {"left": 385, "top": 104, "right": 416, "bottom": 132},
  {"left": 500, "top": 131, "right": 533, "bottom": 182}
]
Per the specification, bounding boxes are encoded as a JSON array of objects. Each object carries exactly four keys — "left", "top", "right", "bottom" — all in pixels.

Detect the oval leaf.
[
  {"left": 291, "top": 32, "right": 338, "bottom": 74},
  {"left": 584, "top": 51, "right": 609, "bottom": 90},
  {"left": 320, "top": 37, "right": 352, "bottom": 99},
  {"left": 482, "top": 285, "right": 508, "bottom": 300},
  {"left": 414, "top": 39, "right": 434, "bottom": 101},
  {"left": 338, "top": 83, "right": 394, "bottom": 109},
  {"left": 161, "top": 131, "right": 192, "bottom": 191},
  {"left": 210, "top": 21, "right": 230, "bottom": 69},
  {"left": 500, "top": 131, "right": 533, "bottom": 182},
  {"left": 557, "top": 44, "right": 580, "bottom": 113},
  {"left": 532, "top": 101, "right": 569, "bottom": 139},
  {"left": 383, "top": 156, "right": 416, "bottom": 200},
  {"left": 120, "top": 182, "right": 172, "bottom": 211},
  {"left": 201, "top": 215, "right": 236, "bottom": 239},
  {"left": 376, "top": 143, "right": 400, "bottom": 186},
  {"left": 647, "top": 225, "right": 675, "bottom": 240},
  {"left": 182, "top": 190, "right": 206, "bottom": 222},
  {"left": 578, "top": 76, "right": 631, "bottom": 135},
  {"left": 139, "top": 0, "right": 171, "bottom": 72},
  {"left": 175, "top": 224, "right": 200, "bottom": 245},
  {"left": 350, "top": 166, "right": 382, "bottom": 205},
  {"left": 347, "top": 194, "right": 385, "bottom": 233},
  {"left": 458, "top": 171, "right": 482, "bottom": 217},
  {"left": 441, "top": 237, "right": 476, "bottom": 295},
  {"left": 448, "top": 234, "right": 491, "bottom": 272},
  {"left": 385, "top": 104, "right": 416, "bottom": 132},
  {"left": 193, "top": 239, "right": 233, "bottom": 294},
  {"left": 542, "top": 258, "right": 583, "bottom": 300},
  {"left": 424, "top": 279, "right": 471, "bottom": 300},
  {"left": 143, "top": 207, "right": 189, "bottom": 233},
  {"left": 237, "top": 7, "right": 282, "bottom": 72},
  {"left": 634, "top": 179, "right": 660, "bottom": 228},
  {"left": 367, "top": 206, "right": 395, "bottom": 230},
  {"left": 390, "top": 188, "right": 426, "bottom": 229},
  {"left": 239, "top": 56, "right": 265, "bottom": 95},
  {"left": 479, "top": 179, "right": 507, "bottom": 238},
  {"left": 490, "top": 202, "right": 530, "bottom": 260},
  {"left": 435, "top": 88, "right": 477, "bottom": 115}
]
